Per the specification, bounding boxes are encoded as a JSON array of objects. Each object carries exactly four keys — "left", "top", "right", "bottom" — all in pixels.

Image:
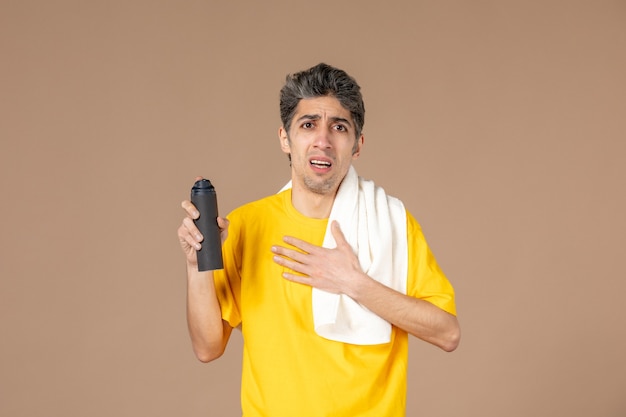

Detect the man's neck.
[{"left": 290, "top": 185, "right": 337, "bottom": 219}]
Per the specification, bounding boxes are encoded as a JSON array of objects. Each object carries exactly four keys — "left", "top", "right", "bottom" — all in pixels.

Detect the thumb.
[{"left": 330, "top": 220, "right": 348, "bottom": 245}]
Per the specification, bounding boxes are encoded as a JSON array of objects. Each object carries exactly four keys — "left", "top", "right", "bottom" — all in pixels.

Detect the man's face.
[{"left": 279, "top": 96, "right": 363, "bottom": 196}]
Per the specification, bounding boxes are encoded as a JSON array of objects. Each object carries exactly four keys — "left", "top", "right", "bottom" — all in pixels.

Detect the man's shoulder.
[{"left": 228, "top": 190, "right": 287, "bottom": 219}]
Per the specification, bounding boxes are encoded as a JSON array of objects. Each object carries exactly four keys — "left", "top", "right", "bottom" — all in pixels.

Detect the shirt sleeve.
[{"left": 405, "top": 211, "right": 457, "bottom": 316}]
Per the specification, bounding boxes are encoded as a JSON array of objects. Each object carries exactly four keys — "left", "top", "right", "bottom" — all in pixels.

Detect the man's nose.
[{"left": 313, "top": 129, "right": 332, "bottom": 148}]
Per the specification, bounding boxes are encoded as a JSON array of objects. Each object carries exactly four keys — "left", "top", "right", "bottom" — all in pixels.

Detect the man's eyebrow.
[
  {"left": 296, "top": 114, "right": 321, "bottom": 122},
  {"left": 295, "top": 114, "right": 353, "bottom": 127},
  {"left": 330, "top": 117, "right": 353, "bottom": 127}
]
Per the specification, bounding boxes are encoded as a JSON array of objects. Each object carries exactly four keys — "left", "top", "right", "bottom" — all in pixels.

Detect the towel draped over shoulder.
[{"left": 280, "top": 166, "right": 408, "bottom": 345}]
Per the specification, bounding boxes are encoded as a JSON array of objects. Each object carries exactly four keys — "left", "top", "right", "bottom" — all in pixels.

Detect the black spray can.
[{"left": 190, "top": 179, "right": 224, "bottom": 271}]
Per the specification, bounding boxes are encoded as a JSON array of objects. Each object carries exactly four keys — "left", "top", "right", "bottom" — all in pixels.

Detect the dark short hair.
[{"left": 279, "top": 63, "right": 365, "bottom": 139}]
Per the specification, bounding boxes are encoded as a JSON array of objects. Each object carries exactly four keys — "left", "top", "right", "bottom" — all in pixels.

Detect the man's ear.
[
  {"left": 352, "top": 134, "right": 364, "bottom": 159},
  {"left": 278, "top": 127, "right": 290, "bottom": 154}
]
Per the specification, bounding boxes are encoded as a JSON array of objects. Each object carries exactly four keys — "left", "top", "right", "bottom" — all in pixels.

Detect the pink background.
[{"left": 1, "top": 1, "right": 625, "bottom": 416}]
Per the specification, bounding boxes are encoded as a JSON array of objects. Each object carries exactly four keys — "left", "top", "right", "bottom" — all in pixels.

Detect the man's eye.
[
  {"left": 334, "top": 124, "right": 347, "bottom": 131},
  {"left": 302, "top": 122, "right": 314, "bottom": 129}
]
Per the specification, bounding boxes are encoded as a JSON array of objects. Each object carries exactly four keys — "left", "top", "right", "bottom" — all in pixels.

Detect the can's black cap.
[{"left": 191, "top": 179, "right": 215, "bottom": 193}]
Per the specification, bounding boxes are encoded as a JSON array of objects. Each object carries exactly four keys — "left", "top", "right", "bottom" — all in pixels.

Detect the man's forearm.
[
  {"left": 349, "top": 274, "right": 460, "bottom": 352},
  {"left": 186, "top": 264, "right": 232, "bottom": 362}
]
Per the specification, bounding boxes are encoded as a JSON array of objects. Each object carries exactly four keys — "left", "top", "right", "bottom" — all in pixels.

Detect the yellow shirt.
[{"left": 214, "top": 189, "right": 456, "bottom": 416}]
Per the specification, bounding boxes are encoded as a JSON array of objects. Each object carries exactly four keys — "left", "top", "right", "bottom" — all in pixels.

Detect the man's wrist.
[{"left": 346, "top": 271, "right": 373, "bottom": 301}]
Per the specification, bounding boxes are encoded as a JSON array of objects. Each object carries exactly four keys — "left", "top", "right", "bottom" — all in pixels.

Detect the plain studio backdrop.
[{"left": 1, "top": 1, "right": 625, "bottom": 416}]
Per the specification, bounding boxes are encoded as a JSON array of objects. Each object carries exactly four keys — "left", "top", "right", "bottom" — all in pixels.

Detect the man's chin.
[{"left": 303, "top": 177, "right": 338, "bottom": 195}]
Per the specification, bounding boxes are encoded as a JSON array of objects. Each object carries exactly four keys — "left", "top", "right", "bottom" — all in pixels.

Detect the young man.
[{"left": 177, "top": 63, "right": 460, "bottom": 416}]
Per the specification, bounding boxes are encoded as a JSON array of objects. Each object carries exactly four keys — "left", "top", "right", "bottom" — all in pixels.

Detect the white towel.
[{"left": 281, "top": 166, "right": 408, "bottom": 345}]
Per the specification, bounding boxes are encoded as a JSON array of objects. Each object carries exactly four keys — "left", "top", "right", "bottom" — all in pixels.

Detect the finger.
[
  {"left": 181, "top": 200, "right": 199, "bottom": 219},
  {"left": 281, "top": 271, "right": 313, "bottom": 286},
  {"left": 281, "top": 235, "right": 319, "bottom": 254},
  {"left": 178, "top": 222, "right": 202, "bottom": 251},
  {"left": 217, "top": 216, "right": 229, "bottom": 230},
  {"left": 271, "top": 245, "right": 310, "bottom": 264},
  {"left": 330, "top": 220, "right": 347, "bottom": 244},
  {"left": 182, "top": 217, "right": 203, "bottom": 243},
  {"left": 216, "top": 217, "right": 230, "bottom": 244},
  {"left": 271, "top": 251, "right": 311, "bottom": 275}
]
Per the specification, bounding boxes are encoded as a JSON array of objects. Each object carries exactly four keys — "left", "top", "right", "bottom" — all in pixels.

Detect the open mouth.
[{"left": 310, "top": 159, "right": 332, "bottom": 169}]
